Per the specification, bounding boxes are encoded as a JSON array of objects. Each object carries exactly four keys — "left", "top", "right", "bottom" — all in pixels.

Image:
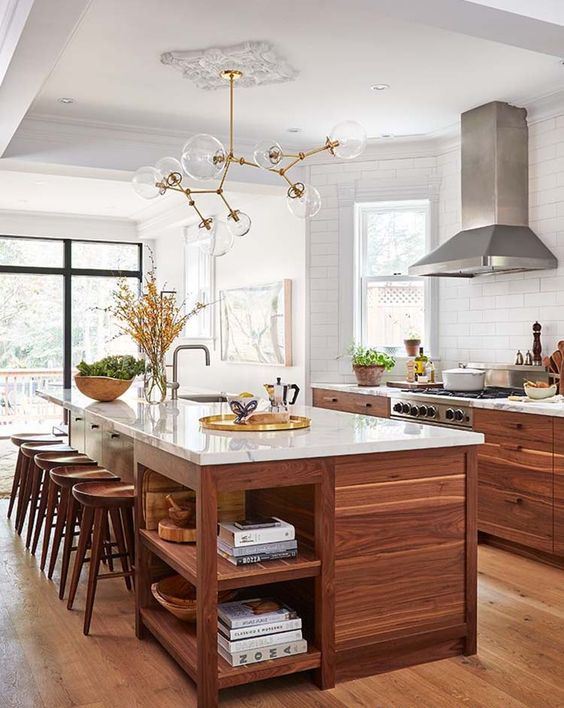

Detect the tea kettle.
[{"left": 263, "top": 377, "right": 300, "bottom": 411}]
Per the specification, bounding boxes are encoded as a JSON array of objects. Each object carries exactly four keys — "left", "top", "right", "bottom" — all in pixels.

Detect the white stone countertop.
[
  {"left": 38, "top": 385, "right": 483, "bottom": 466},
  {"left": 312, "top": 382, "right": 564, "bottom": 418}
]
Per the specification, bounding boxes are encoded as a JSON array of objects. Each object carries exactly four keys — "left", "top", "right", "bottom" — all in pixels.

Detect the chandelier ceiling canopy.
[{"left": 132, "top": 68, "right": 367, "bottom": 257}]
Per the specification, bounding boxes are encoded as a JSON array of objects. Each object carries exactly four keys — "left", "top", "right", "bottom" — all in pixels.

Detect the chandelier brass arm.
[{"left": 132, "top": 68, "right": 366, "bottom": 255}]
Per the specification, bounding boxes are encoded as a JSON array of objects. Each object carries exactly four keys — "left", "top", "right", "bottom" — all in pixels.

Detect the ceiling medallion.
[
  {"left": 132, "top": 70, "right": 367, "bottom": 257},
  {"left": 160, "top": 41, "right": 298, "bottom": 90}
]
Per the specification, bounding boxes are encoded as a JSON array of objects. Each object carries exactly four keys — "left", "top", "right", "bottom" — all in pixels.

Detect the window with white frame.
[
  {"left": 184, "top": 232, "right": 214, "bottom": 339},
  {"left": 356, "top": 199, "right": 432, "bottom": 357}
]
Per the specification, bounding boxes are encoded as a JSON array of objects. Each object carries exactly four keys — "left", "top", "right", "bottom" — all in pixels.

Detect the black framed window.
[{"left": 0, "top": 236, "right": 143, "bottom": 388}]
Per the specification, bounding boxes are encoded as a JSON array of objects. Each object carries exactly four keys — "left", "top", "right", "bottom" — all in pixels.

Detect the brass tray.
[{"left": 199, "top": 414, "right": 311, "bottom": 432}]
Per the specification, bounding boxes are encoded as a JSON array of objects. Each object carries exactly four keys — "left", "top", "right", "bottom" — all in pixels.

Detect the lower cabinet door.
[
  {"left": 84, "top": 416, "right": 103, "bottom": 464},
  {"left": 477, "top": 443, "right": 553, "bottom": 552}
]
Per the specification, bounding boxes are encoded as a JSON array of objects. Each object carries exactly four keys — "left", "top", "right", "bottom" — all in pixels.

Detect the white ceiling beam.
[
  {"left": 0, "top": 0, "right": 92, "bottom": 157},
  {"left": 370, "top": 0, "right": 564, "bottom": 56}
]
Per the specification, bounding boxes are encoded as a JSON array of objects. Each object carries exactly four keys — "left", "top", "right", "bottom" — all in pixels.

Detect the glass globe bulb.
[
  {"left": 155, "top": 156, "right": 183, "bottom": 183},
  {"left": 329, "top": 120, "right": 367, "bottom": 159},
  {"left": 181, "top": 134, "right": 226, "bottom": 181},
  {"left": 227, "top": 211, "right": 251, "bottom": 238},
  {"left": 132, "top": 166, "right": 163, "bottom": 200},
  {"left": 198, "top": 218, "right": 234, "bottom": 257},
  {"left": 286, "top": 183, "right": 321, "bottom": 219},
  {"left": 253, "top": 140, "right": 283, "bottom": 169}
]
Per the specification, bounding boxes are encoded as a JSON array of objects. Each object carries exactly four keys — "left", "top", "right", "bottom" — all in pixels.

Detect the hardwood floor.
[{"left": 1, "top": 498, "right": 563, "bottom": 708}]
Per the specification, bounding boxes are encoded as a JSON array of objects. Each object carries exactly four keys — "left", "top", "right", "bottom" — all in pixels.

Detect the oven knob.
[
  {"left": 446, "top": 408, "right": 455, "bottom": 420},
  {"left": 454, "top": 409, "right": 465, "bottom": 422},
  {"left": 393, "top": 402, "right": 403, "bottom": 413},
  {"left": 401, "top": 402, "right": 411, "bottom": 414},
  {"left": 427, "top": 406, "right": 437, "bottom": 418},
  {"left": 418, "top": 405, "right": 428, "bottom": 416},
  {"left": 410, "top": 405, "right": 419, "bottom": 416}
]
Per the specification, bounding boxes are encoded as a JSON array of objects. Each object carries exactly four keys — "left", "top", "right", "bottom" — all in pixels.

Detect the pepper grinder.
[{"left": 532, "top": 321, "right": 542, "bottom": 366}]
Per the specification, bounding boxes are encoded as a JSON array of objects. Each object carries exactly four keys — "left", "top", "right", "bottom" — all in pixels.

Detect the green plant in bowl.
[{"left": 75, "top": 355, "right": 145, "bottom": 401}]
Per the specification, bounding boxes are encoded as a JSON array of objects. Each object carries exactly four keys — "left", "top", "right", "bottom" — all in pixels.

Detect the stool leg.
[
  {"left": 109, "top": 508, "right": 132, "bottom": 591},
  {"left": 83, "top": 507, "right": 106, "bottom": 636},
  {"left": 59, "top": 494, "right": 80, "bottom": 600},
  {"left": 25, "top": 466, "right": 43, "bottom": 548},
  {"left": 67, "top": 505, "right": 94, "bottom": 611},
  {"left": 15, "top": 457, "right": 32, "bottom": 535},
  {"left": 7, "top": 451, "right": 23, "bottom": 519},
  {"left": 48, "top": 488, "right": 69, "bottom": 580},
  {"left": 31, "top": 473, "right": 49, "bottom": 554},
  {"left": 40, "top": 480, "right": 57, "bottom": 571},
  {"left": 121, "top": 507, "right": 136, "bottom": 586}
]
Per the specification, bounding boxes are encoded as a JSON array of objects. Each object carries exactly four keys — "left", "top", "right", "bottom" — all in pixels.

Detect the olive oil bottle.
[{"left": 414, "top": 347, "right": 428, "bottom": 378}]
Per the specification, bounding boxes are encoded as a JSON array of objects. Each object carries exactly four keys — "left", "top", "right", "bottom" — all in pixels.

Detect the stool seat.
[
  {"left": 50, "top": 466, "right": 118, "bottom": 488},
  {"left": 11, "top": 433, "right": 65, "bottom": 447},
  {"left": 35, "top": 454, "right": 93, "bottom": 472},
  {"left": 73, "top": 482, "right": 134, "bottom": 509},
  {"left": 21, "top": 442, "right": 75, "bottom": 458}
]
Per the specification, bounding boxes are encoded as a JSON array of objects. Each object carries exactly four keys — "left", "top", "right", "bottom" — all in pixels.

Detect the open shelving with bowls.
[{"left": 134, "top": 442, "right": 334, "bottom": 707}]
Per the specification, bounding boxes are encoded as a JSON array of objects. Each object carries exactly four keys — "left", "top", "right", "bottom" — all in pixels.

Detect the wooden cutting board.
[
  {"left": 542, "top": 340, "right": 564, "bottom": 395},
  {"left": 158, "top": 518, "right": 196, "bottom": 543}
]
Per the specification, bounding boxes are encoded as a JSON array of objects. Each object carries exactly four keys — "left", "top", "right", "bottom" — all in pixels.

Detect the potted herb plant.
[
  {"left": 404, "top": 330, "right": 422, "bottom": 357},
  {"left": 350, "top": 344, "right": 395, "bottom": 387},
  {"left": 75, "top": 355, "right": 145, "bottom": 401}
]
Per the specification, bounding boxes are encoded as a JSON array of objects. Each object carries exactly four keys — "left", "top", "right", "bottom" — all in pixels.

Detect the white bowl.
[{"left": 523, "top": 383, "right": 558, "bottom": 400}]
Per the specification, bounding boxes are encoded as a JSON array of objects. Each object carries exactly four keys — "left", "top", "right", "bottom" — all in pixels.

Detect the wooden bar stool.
[
  {"left": 47, "top": 465, "right": 120, "bottom": 600},
  {"left": 69, "top": 482, "right": 135, "bottom": 635},
  {"left": 32, "top": 453, "right": 96, "bottom": 558},
  {"left": 8, "top": 433, "right": 67, "bottom": 520},
  {"left": 16, "top": 442, "right": 75, "bottom": 537}
]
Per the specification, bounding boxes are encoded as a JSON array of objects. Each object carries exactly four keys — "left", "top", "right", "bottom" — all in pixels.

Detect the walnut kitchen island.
[{"left": 39, "top": 387, "right": 483, "bottom": 707}]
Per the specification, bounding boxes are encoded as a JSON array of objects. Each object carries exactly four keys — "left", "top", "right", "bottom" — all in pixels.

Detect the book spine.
[
  {"left": 220, "top": 610, "right": 297, "bottom": 629},
  {"left": 218, "top": 639, "right": 308, "bottom": 667},
  {"left": 217, "top": 538, "right": 297, "bottom": 557},
  {"left": 219, "top": 618, "right": 302, "bottom": 640},
  {"left": 218, "top": 629, "right": 303, "bottom": 653},
  {"left": 218, "top": 524, "right": 295, "bottom": 547},
  {"left": 218, "top": 549, "right": 298, "bottom": 566}
]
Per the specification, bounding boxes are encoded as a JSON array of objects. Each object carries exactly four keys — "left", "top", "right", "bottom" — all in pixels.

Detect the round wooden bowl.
[
  {"left": 151, "top": 575, "right": 236, "bottom": 622},
  {"left": 74, "top": 375, "right": 134, "bottom": 402}
]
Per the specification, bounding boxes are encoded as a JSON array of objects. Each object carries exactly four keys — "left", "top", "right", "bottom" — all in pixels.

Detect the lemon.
[{"left": 238, "top": 391, "right": 254, "bottom": 398}]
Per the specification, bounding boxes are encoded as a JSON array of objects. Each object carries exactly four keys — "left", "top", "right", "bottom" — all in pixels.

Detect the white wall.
[
  {"left": 154, "top": 191, "right": 306, "bottom": 397},
  {"left": 438, "top": 115, "right": 564, "bottom": 368},
  {"left": 306, "top": 109, "right": 564, "bottom": 385},
  {"left": 0, "top": 209, "right": 139, "bottom": 241}
]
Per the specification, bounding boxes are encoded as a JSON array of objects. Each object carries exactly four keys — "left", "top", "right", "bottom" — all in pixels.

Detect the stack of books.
[
  {"left": 217, "top": 516, "right": 297, "bottom": 566},
  {"left": 217, "top": 598, "right": 307, "bottom": 667}
]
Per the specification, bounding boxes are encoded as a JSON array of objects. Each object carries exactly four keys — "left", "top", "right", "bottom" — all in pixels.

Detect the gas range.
[{"left": 390, "top": 387, "right": 523, "bottom": 429}]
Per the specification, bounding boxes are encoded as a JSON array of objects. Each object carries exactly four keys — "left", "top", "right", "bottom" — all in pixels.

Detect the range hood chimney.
[{"left": 409, "top": 101, "right": 558, "bottom": 277}]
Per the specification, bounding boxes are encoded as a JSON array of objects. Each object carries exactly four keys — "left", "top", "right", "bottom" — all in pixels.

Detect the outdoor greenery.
[
  {"left": 349, "top": 343, "right": 396, "bottom": 370},
  {"left": 76, "top": 355, "right": 145, "bottom": 380}
]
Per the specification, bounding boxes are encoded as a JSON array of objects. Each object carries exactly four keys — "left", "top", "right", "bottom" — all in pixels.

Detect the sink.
[{"left": 179, "top": 394, "right": 228, "bottom": 403}]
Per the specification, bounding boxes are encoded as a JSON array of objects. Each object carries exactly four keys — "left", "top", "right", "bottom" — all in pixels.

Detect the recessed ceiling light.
[
  {"left": 287, "top": 127, "right": 302, "bottom": 133},
  {"left": 371, "top": 83, "right": 390, "bottom": 91},
  {"left": 58, "top": 97, "right": 75, "bottom": 104}
]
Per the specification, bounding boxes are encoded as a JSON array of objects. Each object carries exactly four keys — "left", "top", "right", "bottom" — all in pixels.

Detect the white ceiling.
[{"left": 26, "top": 0, "right": 564, "bottom": 146}]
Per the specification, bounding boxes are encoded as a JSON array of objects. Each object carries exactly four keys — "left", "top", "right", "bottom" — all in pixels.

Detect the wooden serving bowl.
[
  {"left": 151, "top": 575, "right": 236, "bottom": 622},
  {"left": 74, "top": 374, "right": 134, "bottom": 402}
]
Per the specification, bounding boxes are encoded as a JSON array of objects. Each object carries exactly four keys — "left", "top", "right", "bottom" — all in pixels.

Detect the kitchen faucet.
[{"left": 167, "top": 344, "right": 211, "bottom": 400}]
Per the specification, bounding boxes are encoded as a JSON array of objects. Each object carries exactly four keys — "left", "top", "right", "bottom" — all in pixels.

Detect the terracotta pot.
[
  {"left": 404, "top": 339, "right": 421, "bottom": 357},
  {"left": 353, "top": 365, "right": 386, "bottom": 387}
]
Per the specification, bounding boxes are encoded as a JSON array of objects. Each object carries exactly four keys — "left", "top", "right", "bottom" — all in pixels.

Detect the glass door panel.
[
  {"left": 0, "top": 273, "right": 63, "bottom": 429},
  {"left": 71, "top": 276, "right": 139, "bottom": 366}
]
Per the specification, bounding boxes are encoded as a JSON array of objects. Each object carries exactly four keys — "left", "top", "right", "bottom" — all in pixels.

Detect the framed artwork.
[{"left": 220, "top": 280, "right": 292, "bottom": 365}]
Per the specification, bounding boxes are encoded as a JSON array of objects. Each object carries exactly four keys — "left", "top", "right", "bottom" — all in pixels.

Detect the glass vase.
[{"left": 144, "top": 356, "right": 167, "bottom": 405}]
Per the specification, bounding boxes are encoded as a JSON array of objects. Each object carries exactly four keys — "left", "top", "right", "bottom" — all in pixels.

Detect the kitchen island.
[{"left": 39, "top": 387, "right": 483, "bottom": 707}]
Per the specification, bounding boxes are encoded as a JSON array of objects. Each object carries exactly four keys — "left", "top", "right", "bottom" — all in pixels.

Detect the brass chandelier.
[{"left": 132, "top": 69, "right": 367, "bottom": 256}]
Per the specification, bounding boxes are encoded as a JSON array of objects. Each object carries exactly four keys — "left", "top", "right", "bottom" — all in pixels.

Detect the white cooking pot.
[{"left": 442, "top": 367, "right": 486, "bottom": 392}]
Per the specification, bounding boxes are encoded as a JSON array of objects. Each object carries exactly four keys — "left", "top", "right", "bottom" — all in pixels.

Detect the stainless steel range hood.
[{"left": 409, "top": 101, "right": 558, "bottom": 277}]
